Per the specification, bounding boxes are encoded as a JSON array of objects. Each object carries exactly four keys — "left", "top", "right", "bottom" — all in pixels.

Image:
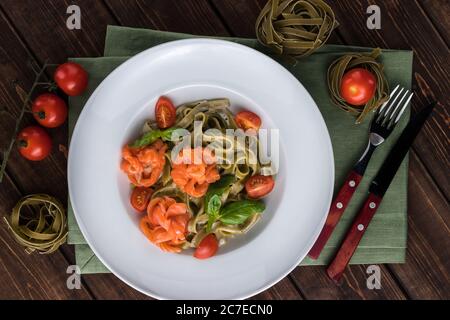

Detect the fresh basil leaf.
[
  {"left": 129, "top": 127, "right": 180, "bottom": 147},
  {"left": 219, "top": 200, "right": 265, "bottom": 225},
  {"left": 129, "top": 130, "right": 161, "bottom": 148},
  {"left": 160, "top": 127, "right": 179, "bottom": 141},
  {"left": 204, "top": 175, "right": 235, "bottom": 232},
  {"left": 204, "top": 175, "right": 235, "bottom": 214},
  {"left": 206, "top": 194, "right": 221, "bottom": 232},
  {"left": 207, "top": 194, "right": 221, "bottom": 216}
]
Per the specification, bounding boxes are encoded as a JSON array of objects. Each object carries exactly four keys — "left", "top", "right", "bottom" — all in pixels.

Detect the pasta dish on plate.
[{"left": 120, "top": 96, "right": 276, "bottom": 259}]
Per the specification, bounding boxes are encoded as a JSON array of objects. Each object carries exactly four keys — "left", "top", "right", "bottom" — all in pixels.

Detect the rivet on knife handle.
[
  {"left": 308, "top": 170, "right": 362, "bottom": 260},
  {"left": 326, "top": 193, "right": 382, "bottom": 282}
]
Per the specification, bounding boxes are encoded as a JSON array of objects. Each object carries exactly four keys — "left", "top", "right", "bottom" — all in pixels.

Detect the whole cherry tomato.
[
  {"left": 194, "top": 234, "right": 219, "bottom": 259},
  {"left": 54, "top": 62, "right": 88, "bottom": 96},
  {"left": 340, "top": 68, "right": 377, "bottom": 106},
  {"left": 17, "top": 126, "right": 52, "bottom": 161},
  {"left": 32, "top": 93, "right": 68, "bottom": 128},
  {"left": 155, "top": 96, "right": 176, "bottom": 129}
]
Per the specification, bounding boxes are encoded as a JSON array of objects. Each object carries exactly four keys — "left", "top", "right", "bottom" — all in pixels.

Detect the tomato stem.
[
  {"left": 49, "top": 82, "right": 58, "bottom": 92},
  {"left": 37, "top": 111, "right": 46, "bottom": 119},
  {"left": 0, "top": 60, "right": 53, "bottom": 183},
  {"left": 17, "top": 139, "right": 28, "bottom": 148},
  {"left": 36, "top": 81, "right": 58, "bottom": 92}
]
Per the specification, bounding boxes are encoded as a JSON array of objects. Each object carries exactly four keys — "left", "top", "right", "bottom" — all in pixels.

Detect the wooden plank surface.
[
  {"left": 420, "top": 0, "right": 450, "bottom": 46},
  {"left": 290, "top": 265, "right": 406, "bottom": 300},
  {"left": 389, "top": 151, "right": 450, "bottom": 299},
  {"left": 0, "top": 0, "right": 114, "bottom": 62},
  {"left": 104, "top": 0, "right": 229, "bottom": 36},
  {"left": 0, "top": 0, "right": 448, "bottom": 300}
]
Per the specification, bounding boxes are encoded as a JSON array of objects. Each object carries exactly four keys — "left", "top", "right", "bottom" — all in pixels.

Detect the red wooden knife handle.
[
  {"left": 308, "top": 170, "right": 363, "bottom": 260},
  {"left": 326, "top": 193, "right": 382, "bottom": 282}
]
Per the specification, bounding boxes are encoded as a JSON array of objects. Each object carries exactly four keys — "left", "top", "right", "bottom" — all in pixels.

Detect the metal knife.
[{"left": 326, "top": 102, "right": 436, "bottom": 282}]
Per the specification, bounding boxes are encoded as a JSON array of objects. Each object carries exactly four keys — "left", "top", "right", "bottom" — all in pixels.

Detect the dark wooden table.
[{"left": 0, "top": 0, "right": 448, "bottom": 300}]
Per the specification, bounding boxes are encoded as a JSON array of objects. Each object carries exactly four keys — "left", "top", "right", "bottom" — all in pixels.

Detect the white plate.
[{"left": 68, "top": 39, "right": 334, "bottom": 300}]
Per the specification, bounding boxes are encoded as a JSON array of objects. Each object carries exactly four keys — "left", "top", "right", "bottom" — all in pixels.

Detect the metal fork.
[
  {"left": 353, "top": 85, "right": 414, "bottom": 174},
  {"left": 308, "top": 85, "right": 413, "bottom": 260}
]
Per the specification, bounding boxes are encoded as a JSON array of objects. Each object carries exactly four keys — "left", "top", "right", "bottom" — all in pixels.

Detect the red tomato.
[
  {"left": 235, "top": 110, "right": 262, "bottom": 130},
  {"left": 17, "top": 126, "right": 52, "bottom": 161},
  {"left": 54, "top": 62, "right": 88, "bottom": 96},
  {"left": 130, "top": 187, "right": 154, "bottom": 212},
  {"left": 245, "top": 175, "right": 275, "bottom": 199},
  {"left": 155, "top": 96, "right": 176, "bottom": 129},
  {"left": 194, "top": 234, "right": 218, "bottom": 259},
  {"left": 32, "top": 93, "right": 68, "bottom": 128},
  {"left": 340, "top": 68, "right": 377, "bottom": 106}
]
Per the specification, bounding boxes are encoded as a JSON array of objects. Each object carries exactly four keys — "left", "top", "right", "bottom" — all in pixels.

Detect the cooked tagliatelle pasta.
[{"left": 120, "top": 97, "right": 276, "bottom": 259}]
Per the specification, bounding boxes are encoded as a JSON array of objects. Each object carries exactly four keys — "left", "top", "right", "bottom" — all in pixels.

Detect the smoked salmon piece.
[
  {"left": 140, "top": 197, "right": 189, "bottom": 253},
  {"left": 121, "top": 139, "right": 167, "bottom": 187},
  {"left": 171, "top": 147, "right": 220, "bottom": 198}
]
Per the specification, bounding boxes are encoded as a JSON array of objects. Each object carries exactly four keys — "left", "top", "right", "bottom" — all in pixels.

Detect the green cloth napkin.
[{"left": 68, "top": 26, "right": 412, "bottom": 273}]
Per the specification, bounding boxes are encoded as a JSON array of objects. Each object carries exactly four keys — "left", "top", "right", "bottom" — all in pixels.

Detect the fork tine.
[
  {"left": 378, "top": 87, "right": 404, "bottom": 123},
  {"left": 394, "top": 92, "right": 414, "bottom": 123},
  {"left": 389, "top": 89, "right": 410, "bottom": 120},
  {"left": 385, "top": 88, "right": 404, "bottom": 118},
  {"left": 378, "top": 84, "right": 399, "bottom": 114}
]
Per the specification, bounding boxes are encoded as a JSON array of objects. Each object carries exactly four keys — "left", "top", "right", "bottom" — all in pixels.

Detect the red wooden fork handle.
[
  {"left": 308, "top": 170, "right": 363, "bottom": 260},
  {"left": 326, "top": 193, "right": 382, "bottom": 283}
]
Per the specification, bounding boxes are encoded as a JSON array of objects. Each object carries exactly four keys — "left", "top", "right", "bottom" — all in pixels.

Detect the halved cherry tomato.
[
  {"left": 54, "top": 62, "right": 88, "bottom": 96},
  {"left": 245, "top": 175, "right": 275, "bottom": 199},
  {"left": 17, "top": 126, "right": 52, "bottom": 161},
  {"left": 340, "top": 68, "right": 377, "bottom": 106},
  {"left": 194, "top": 234, "right": 218, "bottom": 259},
  {"left": 130, "top": 187, "right": 154, "bottom": 212},
  {"left": 235, "top": 110, "right": 261, "bottom": 130},
  {"left": 32, "top": 93, "right": 68, "bottom": 128},
  {"left": 155, "top": 96, "right": 176, "bottom": 129}
]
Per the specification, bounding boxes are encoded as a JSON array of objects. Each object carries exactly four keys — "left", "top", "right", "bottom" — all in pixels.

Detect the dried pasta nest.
[
  {"left": 4, "top": 194, "right": 67, "bottom": 254},
  {"left": 255, "top": 0, "right": 338, "bottom": 58},
  {"left": 327, "top": 48, "right": 390, "bottom": 123}
]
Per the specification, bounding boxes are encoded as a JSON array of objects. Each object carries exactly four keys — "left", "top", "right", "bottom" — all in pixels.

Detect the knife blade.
[
  {"left": 326, "top": 102, "right": 436, "bottom": 282},
  {"left": 370, "top": 101, "right": 436, "bottom": 197}
]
